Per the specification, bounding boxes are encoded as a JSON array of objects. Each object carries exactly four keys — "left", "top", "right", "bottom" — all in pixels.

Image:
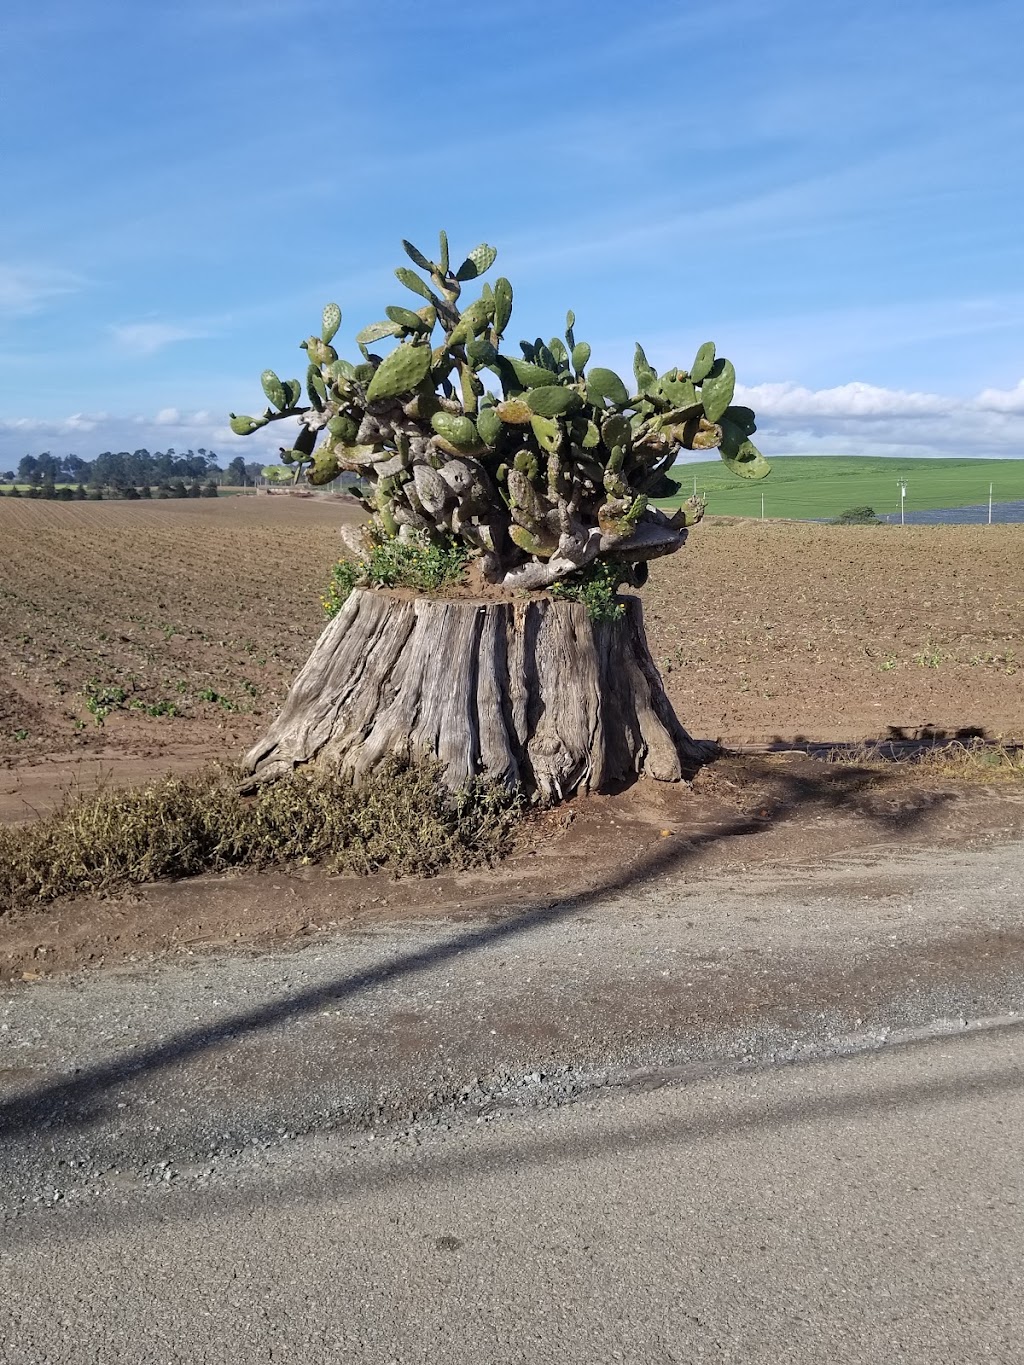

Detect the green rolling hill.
[{"left": 659, "top": 456, "right": 1024, "bottom": 520}]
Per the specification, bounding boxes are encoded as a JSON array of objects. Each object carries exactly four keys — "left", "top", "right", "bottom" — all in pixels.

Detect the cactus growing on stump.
[{"left": 232, "top": 234, "right": 770, "bottom": 801}]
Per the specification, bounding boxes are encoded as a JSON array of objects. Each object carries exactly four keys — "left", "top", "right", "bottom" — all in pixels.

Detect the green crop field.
[{"left": 659, "top": 456, "right": 1024, "bottom": 521}]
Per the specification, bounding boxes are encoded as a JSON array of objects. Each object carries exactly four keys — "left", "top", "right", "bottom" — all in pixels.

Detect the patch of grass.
[
  {"left": 323, "top": 559, "right": 363, "bottom": 618},
  {"left": 0, "top": 762, "right": 522, "bottom": 911},
  {"left": 549, "top": 560, "right": 626, "bottom": 623},
  {"left": 821, "top": 740, "right": 1024, "bottom": 784},
  {"left": 323, "top": 536, "right": 470, "bottom": 617}
]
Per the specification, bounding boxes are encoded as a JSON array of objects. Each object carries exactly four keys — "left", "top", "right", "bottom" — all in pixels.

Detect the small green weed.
[
  {"left": 914, "top": 644, "right": 943, "bottom": 669},
  {"left": 129, "top": 698, "right": 180, "bottom": 718},
  {"left": 323, "top": 536, "right": 470, "bottom": 618},
  {"left": 197, "top": 687, "right": 239, "bottom": 712},
  {"left": 82, "top": 681, "right": 128, "bottom": 726},
  {"left": 549, "top": 560, "right": 626, "bottom": 623}
]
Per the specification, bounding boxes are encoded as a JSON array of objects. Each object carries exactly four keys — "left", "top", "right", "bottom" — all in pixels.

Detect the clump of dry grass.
[
  {"left": 0, "top": 762, "right": 522, "bottom": 912},
  {"left": 820, "top": 739, "right": 1024, "bottom": 783}
]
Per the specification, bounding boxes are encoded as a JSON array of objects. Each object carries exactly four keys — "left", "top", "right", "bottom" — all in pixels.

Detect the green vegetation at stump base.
[
  {"left": 0, "top": 761, "right": 522, "bottom": 909},
  {"left": 323, "top": 537, "right": 471, "bottom": 617},
  {"left": 549, "top": 560, "right": 626, "bottom": 622}
]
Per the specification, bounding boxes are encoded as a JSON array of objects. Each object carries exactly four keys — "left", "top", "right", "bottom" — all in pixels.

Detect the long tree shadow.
[{"left": 0, "top": 755, "right": 956, "bottom": 1144}]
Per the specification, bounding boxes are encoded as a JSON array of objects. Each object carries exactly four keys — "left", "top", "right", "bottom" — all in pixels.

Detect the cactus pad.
[{"left": 366, "top": 341, "right": 432, "bottom": 402}]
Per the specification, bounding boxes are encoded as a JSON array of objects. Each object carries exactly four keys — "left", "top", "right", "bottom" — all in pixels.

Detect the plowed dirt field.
[{"left": 1, "top": 496, "right": 1021, "bottom": 819}]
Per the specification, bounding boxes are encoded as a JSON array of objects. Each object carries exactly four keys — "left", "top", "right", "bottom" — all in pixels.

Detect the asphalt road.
[
  {"left": 2, "top": 835, "right": 1024, "bottom": 1360},
  {"left": 3, "top": 1024, "right": 1023, "bottom": 1363}
]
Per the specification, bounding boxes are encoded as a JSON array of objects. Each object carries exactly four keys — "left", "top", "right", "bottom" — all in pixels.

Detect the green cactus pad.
[
  {"left": 530, "top": 414, "right": 563, "bottom": 455},
  {"left": 691, "top": 342, "right": 716, "bottom": 384},
  {"left": 513, "top": 449, "right": 540, "bottom": 482},
  {"left": 633, "top": 343, "right": 656, "bottom": 391},
  {"left": 229, "top": 414, "right": 267, "bottom": 436},
  {"left": 260, "top": 370, "right": 287, "bottom": 411},
  {"left": 509, "top": 524, "right": 558, "bottom": 558},
  {"left": 365, "top": 341, "right": 433, "bottom": 402},
  {"left": 476, "top": 406, "right": 503, "bottom": 446},
  {"left": 496, "top": 398, "right": 532, "bottom": 425},
  {"left": 719, "top": 428, "right": 770, "bottom": 480},
  {"left": 506, "top": 358, "right": 562, "bottom": 389},
  {"left": 455, "top": 243, "right": 498, "bottom": 281},
  {"left": 723, "top": 404, "right": 757, "bottom": 435},
  {"left": 356, "top": 320, "right": 403, "bottom": 346},
  {"left": 601, "top": 413, "right": 631, "bottom": 452},
  {"left": 304, "top": 337, "right": 337, "bottom": 368},
  {"left": 548, "top": 337, "right": 568, "bottom": 367},
  {"left": 306, "top": 366, "right": 327, "bottom": 408},
  {"left": 395, "top": 267, "right": 435, "bottom": 302},
  {"left": 282, "top": 378, "right": 303, "bottom": 407},
  {"left": 466, "top": 337, "right": 498, "bottom": 368},
  {"left": 525, "top": 385, "right": 580, "bottom": 418},
  {"left": 321, "top": 303, "right": 342, "bottom": 345},
  {"left": 586, "top": 367, "right": 630, "bottom": 408},
  {"left": 564, "top": 343, "right": 587, "bottom": 376},
  {"left": 431, "top": 411, "right": 481, "bottom": 451},
  {"left": 308, "top": 448, "right": 341, "bottom": 485},
  {"left": 580, "top": 419, "right": 601, "bottom": 449},
  {"left": 699, "top": 358, "right": 736, "bottom": 423},
  {"left": 659, "top": 375, "right": 698, "bottom": 410},
  {"left": 493, "top": 278, "right": 513, "bottom": 335},
  {"left": 401, "top": 240, "right": 433, "bottom": 271},
  {"left": 385, "top": 305, "right": 429, "bottom": 333},
  {"left": 328, "top": 413, "right": 360, "bottom": 442}
]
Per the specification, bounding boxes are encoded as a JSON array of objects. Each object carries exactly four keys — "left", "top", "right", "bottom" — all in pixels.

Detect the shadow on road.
[{"left": 0, "top": 756, "right": 954, "bottom": 1144}]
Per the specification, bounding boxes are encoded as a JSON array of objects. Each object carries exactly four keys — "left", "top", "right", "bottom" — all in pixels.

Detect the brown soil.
[
  {"left": 1, "top": 498, "right": 1022, "bottom": 984},
  {"left": 4, "top": 752, "right": 1024, "bottom": 986}
]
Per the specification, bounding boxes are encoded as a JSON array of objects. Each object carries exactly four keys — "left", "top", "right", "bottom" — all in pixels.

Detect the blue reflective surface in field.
[{"left": 878, "top": 501, "right": 1024, "bottom": 525}]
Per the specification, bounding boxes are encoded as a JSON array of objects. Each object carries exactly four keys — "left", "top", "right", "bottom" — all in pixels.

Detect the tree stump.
[{"left": 241, "top": 588, "right": 716, "bottom": 802}]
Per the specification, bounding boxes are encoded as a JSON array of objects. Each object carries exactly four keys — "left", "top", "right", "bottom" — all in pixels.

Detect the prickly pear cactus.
[{"left": 228, "top": 234, "right": 769, "bottom": 591}]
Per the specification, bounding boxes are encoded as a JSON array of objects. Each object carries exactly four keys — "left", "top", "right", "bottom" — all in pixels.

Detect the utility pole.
[
  {"left": 898, "top": 479, "right": 908, "bottom": 525},
  {"left": 989, "top": 482, "right": 993, "bottom": 525}
]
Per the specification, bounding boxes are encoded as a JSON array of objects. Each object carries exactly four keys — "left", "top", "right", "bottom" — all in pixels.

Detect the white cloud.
[
  {"left": 737, "top": 380, "right": 956, "bottom": 420},
  {"left": 976, "top": 379, "right": 1024, "bottom": 415},
  {"left": 0, "top": 407, "right": 298, "bottom": 462},
  {"left": 729, "top": 378, "right": 1024, "bottom": 459},
  {"left": 2, "top": 382, "right": 1022, "bottom": 465},
  {"left": 0, "top": 264, "right": 85, "bottom": 317},
  {"left": 110, "top": 322, "right": 210, "bottom": 355}
]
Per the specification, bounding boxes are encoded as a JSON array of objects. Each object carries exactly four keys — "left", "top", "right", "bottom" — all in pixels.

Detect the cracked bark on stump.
[{"left": 241, "top": 587, "right": 717, "bottom": 802}]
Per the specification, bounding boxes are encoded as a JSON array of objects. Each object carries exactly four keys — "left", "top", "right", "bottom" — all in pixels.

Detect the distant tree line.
[{"left": 0, "top": 449, "right": 265, "bottom": 490}]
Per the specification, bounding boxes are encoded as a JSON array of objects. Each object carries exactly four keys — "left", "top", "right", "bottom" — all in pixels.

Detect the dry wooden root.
[{"left": 241, "top": 588, "right": 717, "bottom": 802}]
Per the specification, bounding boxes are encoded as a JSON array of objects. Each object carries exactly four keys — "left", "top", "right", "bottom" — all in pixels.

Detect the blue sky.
[{"left": 2, "top": 0, "right": 1023, "bottom": 466}]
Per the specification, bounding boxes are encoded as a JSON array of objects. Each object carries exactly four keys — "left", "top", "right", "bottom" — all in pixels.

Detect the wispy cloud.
[
  {"left": 109, "top": 321, "right": 213, "bottom": 355},
  {"left": 0, "top": 265, "right": 85, "bottom": 317}
]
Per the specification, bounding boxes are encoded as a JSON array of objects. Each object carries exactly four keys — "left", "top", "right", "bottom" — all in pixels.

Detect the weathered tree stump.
[{"left": 241, "top": 588, "right": 716, "bottom": 802}]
